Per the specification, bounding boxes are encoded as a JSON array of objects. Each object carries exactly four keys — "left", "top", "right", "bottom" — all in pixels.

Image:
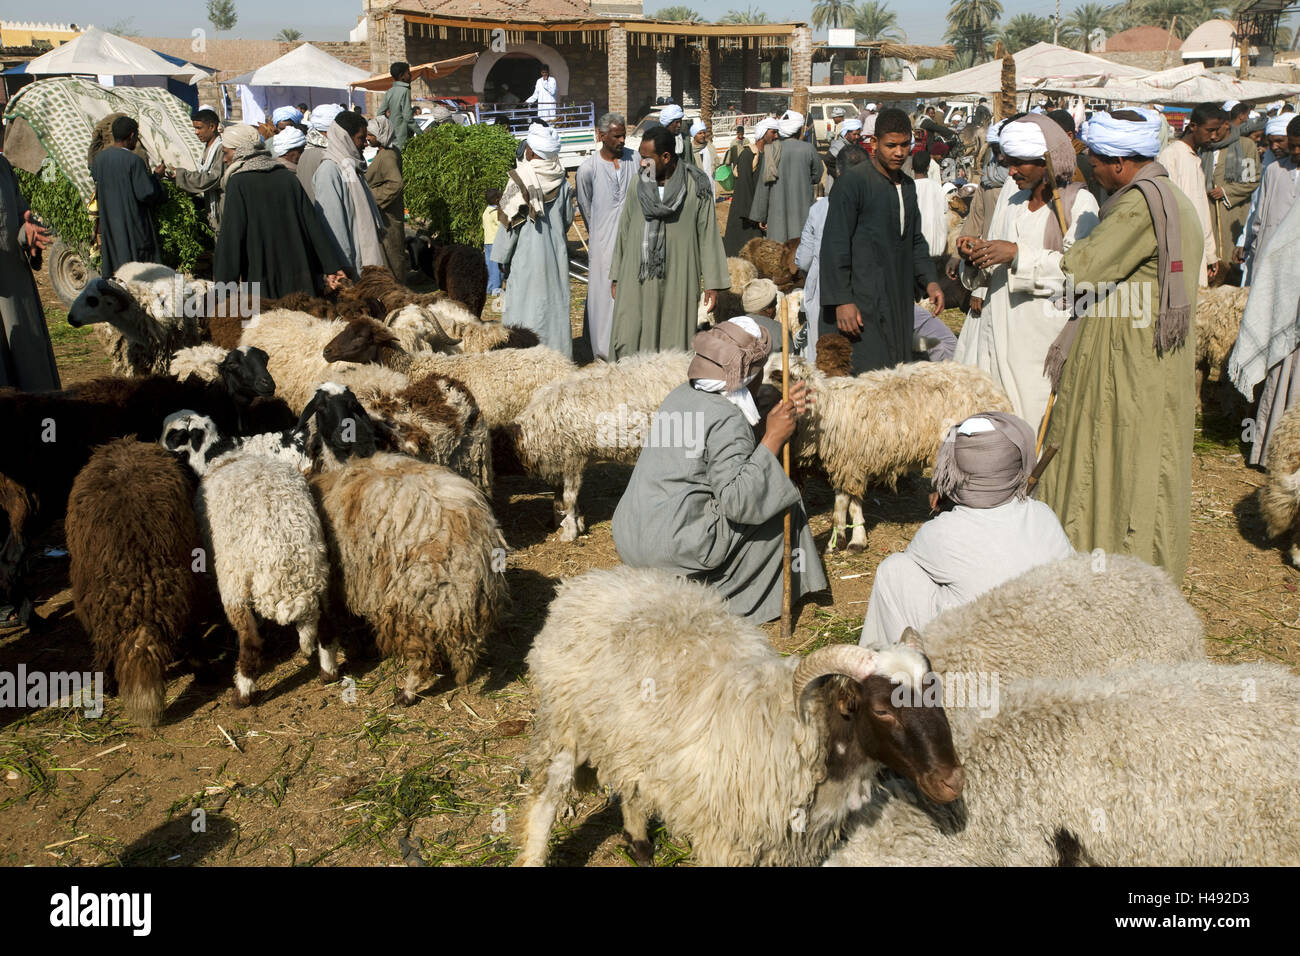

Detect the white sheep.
[
  {"left": 161, "top": 412, "right": 333, "bottom": 706},
  {"left": 892, "top": 552, "right": 1205, "bottom": 681},
  {"left": 507, "top": 349, "right": 693, "bottom": 541},
  {"left": 1195, "top": 284, "right": 1249, "bottom": 383},
  {"left": 771, "top": 355, "right": 1013, "bottom": 550},
  {"left": 309, "top": 453, "right": 509, "bottom": 704},
  {"left": 827, "top": 660, "right": 1300, "bottom": 866},
  {"left": 519, "top": 566, "right": 964, "bottom": 867},
  {"left": 1257, "top": 400, "right": 1300, "bottom": 565}
]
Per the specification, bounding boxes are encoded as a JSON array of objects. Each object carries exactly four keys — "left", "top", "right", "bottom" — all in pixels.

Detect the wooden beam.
[{"left": 394, "top": 13, "right": 804, "bottom": 38}]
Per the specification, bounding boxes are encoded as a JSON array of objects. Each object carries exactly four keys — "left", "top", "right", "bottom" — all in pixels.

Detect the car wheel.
[{"left": 48, "top": 238, "right": 98, "bottom": 308}]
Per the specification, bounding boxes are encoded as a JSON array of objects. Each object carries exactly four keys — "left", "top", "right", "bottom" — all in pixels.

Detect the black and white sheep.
[
  {"left": 519, "top": 566, "right": 964, "bottom": 867},
  {"left": 309, "top": 453, "right": 509, "bottom": 705},
  {"left": 827, "top": 660, "right": 1300, "bottom": 866}
]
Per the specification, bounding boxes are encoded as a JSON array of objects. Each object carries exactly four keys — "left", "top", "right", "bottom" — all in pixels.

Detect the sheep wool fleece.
[
  {"left": 611, "top": 383, "right": 829, "bottom": 623},
  {"left": 491, "top": 178, "right": 574, "bottom": 357}
]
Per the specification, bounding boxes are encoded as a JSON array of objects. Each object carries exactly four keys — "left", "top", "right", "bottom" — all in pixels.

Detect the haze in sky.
[{"left": 22, "top": 0, "right": 1084, "bottom": 46}]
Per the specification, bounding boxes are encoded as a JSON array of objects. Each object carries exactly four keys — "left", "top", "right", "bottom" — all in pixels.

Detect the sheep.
[
  {"left": 867, "top": 553, "right": 1204, "bottom": 681},
  {"left": 65, "top": 439, "right": 202, "bottom": 726},
  {"left": 309, "top": 452, "right": 509, "bottom": 704},
  {"left": 827, "top": 660, "right": 1300, "bottom": 866},
  {"left": 160, "top": 412, "right": 334, "bottom": 706},
  {"left": 518, "top": 566, "right": 964, "bottom": 867},
  {"left": 431, "top": 242, "right": 490, "bottom": 319},
  {"left": 726, "top": 255, "right": 758, "bottom": 294},
  {"left": 1194, "top": 284, "right": 1250, "bottom": 410},
  {"left": 814, "top": 331, "right": 854, "bottom": 377},
  {"left": 417, "top": 298, "right": 541, "bottom": 353},
  {"left": 1257, "top": 401, "right": 1300, "bottom": 565},
  {"left": 382, "top": 303, "right": 464, "bottom": 353},
  {"left": 503, "top": 349, "right": 694, "bottom": 541},
  {"left": 770, "top": 354, "right": 1013, "bottom": 550},
  {"left": 739, "top": 236, "right": 799, "bottom": 291},
  {"left": 0, "top": 348, "right": 284, "bottom": 628},
  {"left": 349, "top": 264, "right": 446, "bottom": 313},
  {"left": 322, "top": 317, "right": 576, "bottom": 428}
]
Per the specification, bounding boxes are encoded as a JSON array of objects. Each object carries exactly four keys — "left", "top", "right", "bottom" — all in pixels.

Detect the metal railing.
[{"left": 476, "top": 101, "right": 596, "bottom": 134}]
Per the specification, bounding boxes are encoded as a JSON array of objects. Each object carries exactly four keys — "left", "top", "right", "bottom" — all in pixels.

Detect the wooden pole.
[
  {"left": 780, "top": 292, "right": 793, "bottom": 642},
  {"left": 1159, "top": 16, "right": 1178, "bottom": 71}
]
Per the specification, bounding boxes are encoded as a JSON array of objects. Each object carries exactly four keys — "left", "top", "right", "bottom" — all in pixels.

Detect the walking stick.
[
  {"left": 1037, "top": 153, "right": 1071, "bottom": 457},
  {"left": 780, "top": 292, "right": 793, "bottom": 642}
]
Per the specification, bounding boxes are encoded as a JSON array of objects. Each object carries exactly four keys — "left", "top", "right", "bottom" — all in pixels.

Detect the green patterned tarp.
[{"left": 3, "top": 77, "right": 203, "bottom": 205}]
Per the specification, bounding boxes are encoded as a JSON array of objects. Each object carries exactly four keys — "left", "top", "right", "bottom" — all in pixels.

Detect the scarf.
[
  {"left": 1041, "top": 182, "right": 1084, "bottom": 253},
  {"left": 1045, "top": 161, "right": 1189, "bottom": 391},
  {"left": 499, "top": 154, "right": 565, "bottom": 226},
  {"left": 220, "top": 126, "right": 279, "bottom": 190},
  {"left": 981, "top": 154, "right": 1008, "bottom": 189},
  {"left": 762, "top": 138, "right": 783, "bottom": 185},
  {"left": 367, "top": 116, "right": 394, "bottom": 149},
  {"left": 1201, "top": 125, "right": 1251, "bottom": 184},
  {"left": 199, "top": 135, "right": 222, "bottom": 173},
  {"left": 932, "top": 412, "right": 1038, "bottom": 508},
  {"left": 323, "top": 122, "right": 387, "bottom": 269},
  {"left": 636, "top": 158, "right": 711, "bottom": 282},
  {"left": 689, "top": 317, "right": 771, "bottom": 424}
]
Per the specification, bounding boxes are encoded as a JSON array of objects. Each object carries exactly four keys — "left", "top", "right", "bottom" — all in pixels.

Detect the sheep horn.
[{"left": 792, "top": 645, "right": 878, "bottom": 706}]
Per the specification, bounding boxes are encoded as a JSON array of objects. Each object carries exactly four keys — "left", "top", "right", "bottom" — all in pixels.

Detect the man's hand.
[
  {"left": 1208, "top": 186, "right": 1225, "bottom": 201},
  {"left": 152, "top": 163, "right": 167, "bottom": 177},
  {"left": 836, "top": 302, "right": 863, "bottom": 335},
  {"left": 969, "top": 294, "right": 983, "bottom": 316},
  {"left": 758, "top": 221, "right": 767, "bottom": 232},
  {"left": 324, "top": 270, "right": 347, "bottom": 291},
  {"left": 702, "top": 289, "right": 717, "bottom": 314},
  {"left": 611, "top": 280, "right": 617, "bottom": 300},
  {"left": 926, "top": 282, "right": 944, "bottom": 315},
  {"left": 21, "top": 211, "right": 51, "bottom": 251},
  {"left": 1231, "top": 247, "right": 1245, "bottom": 265},
  {"left": 760, "top": 380, "right": 811, "bottom": 457},
  {"left": 956, "top": 235, "right": 977, "bottom": 262},
  {"left": 971, "top": 239, "right": 1016, "bottom": 270},
  {"left": 944, "top": 256, "right": 960, "bottom": 280},
  {"left": 1207, "top": 260, "right": 1222, "bottom": 284}
]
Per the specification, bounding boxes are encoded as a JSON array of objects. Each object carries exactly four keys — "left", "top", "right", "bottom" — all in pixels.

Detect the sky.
[{"left": 23, "top": 1, "right": 1092, "bottom": 45}]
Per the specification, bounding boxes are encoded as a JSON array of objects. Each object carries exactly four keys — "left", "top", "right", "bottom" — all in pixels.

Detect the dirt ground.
[{"left": 2, "top": 221, "right": 1297, "bottom": 868}]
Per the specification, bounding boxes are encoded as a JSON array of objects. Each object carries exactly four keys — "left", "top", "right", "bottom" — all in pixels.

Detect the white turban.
[
  {"left": 841, "top": 118, "right": 863, "bottom": 133},
  {"left": 778, "top": 110, "right": 804, "bottom": 137},
  {"left": 942, "top": 181, "right": 957, "bottom": 194},
  {"left": 1249, "top": 109, "right": 1261, "bottom": 120},
  {"left": 998, "top": 119, "right": 1049, "bottom": 160},
  {"left": 690, "top": 118, "right": 707, "bottom": 137},
  {"left": 861, "top": 113, "right": 877, "bottom": 137},
  {"left": 1269, "top": 99, "right": 1285, "bottom": 114},
  {"left": 1223, "top": 99, "right": 1241, "bottom": 111},
  {"left": 526, "top": 122, "right": 562, "bottom": 158},
  {"left": 755, "top": 117, "right": 779, "bottom": 136},
  {"left": 986, "top": 121, "right": 1001, "bottom": 146},
  {"left": 866, "top": 102, "right": 878, "bottom": 111},
  {"left": 1082, "top": 108, "right": 1161, "bottom": 158},
  {"left": 221, "top": 124, "right": 261, "bottom": 153},
  {"left": 660, "top": 104, "right": 684, "bottom": 124},
  {"left": 1266, "top": 112, "right": 1297, "bottom": 137},
  {"left": 272, "top": 126, "right": 306, "bottom": 156},
  {"left": 309, "top": 104, "right": 344, "bottom": 132},
  {"left": 272, "top": 106, "right": 302, "bottom": 126}
]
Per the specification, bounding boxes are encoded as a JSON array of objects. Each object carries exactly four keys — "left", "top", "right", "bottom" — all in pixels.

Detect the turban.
[
  {"left": 221, "top": 123, "right": 261, "bottom": 154},
  {"left": 1266, "top": 112, "right": 1297, "bottom": 136},
  {"left": 1082, "top": 108, "right": 1161, "bottom": 158},
  {"left": 861, "top": 113, "right": 877, "bottom": 137},
  {"left": 755, "top": 117, "right": 779, "bottom": 136},
  {"left": 932, "top": 412, "right": 1038, "bottom": 509},
  {"left": 272, "top": 106, "right": 302, "bottom": 126},
  {"left": 942, "top": 181, "right": 957, "bottom": 194},
  {"left": 1269, "top": 99, "right": 1285, "bottom": 113},
  {"left": 865, "top": 102, "right": 878, "bottom": 111},
  {"left": 367, "top": 115, "right": 394, "bottom": 148},
  {"left": 778, "top": 110, "right": 804, "bottom": 137},
  {"left": 690, "top": 118, "right": 707, "bottom": 137},
  {"left": 309, "top": 104, "right": 344, "bottom": 132},
  {"left": 741, "top": 278, "right": 778, "bottom": 314},
  {"left": 1001, "top": 114, "right": 1075, "bottom": 181},
  {"left": 998, "top": 119, "right": 1048, "bottom": 159},
  {"left": 688, "top": 316, "right": 771, "bottom": 425},
  {"left": 841, "top": 118, "right": 863, "bottom": 133},
  {"left": 660, "top": 104, "right": 684, "bottom": 124},
  {"left": 272, "top": 126, "right": 306, "bottom": 156},
  {"left": 526, "top": 122, "right": 562, "bottom": 158},
  {"left": 1223, "top": 99, "right": 1241, "bottom": 111}
]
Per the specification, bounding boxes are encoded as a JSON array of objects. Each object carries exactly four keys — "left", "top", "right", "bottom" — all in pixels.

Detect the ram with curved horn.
[{"left": 518, "top": 566, "right": 964, "bottom": 867}]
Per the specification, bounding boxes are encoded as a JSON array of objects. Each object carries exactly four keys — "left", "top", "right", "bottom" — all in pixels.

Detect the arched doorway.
[
  {"left": 473, "top": 41, "right": 568, "bottom": 106},
  {"left": 483, "top": 54, "right": 545, "bottom": 105}
]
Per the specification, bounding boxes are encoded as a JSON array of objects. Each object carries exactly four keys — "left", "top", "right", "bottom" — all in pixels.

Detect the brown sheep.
[
  {"left": 65, "top": 440, "right": 202, "bottom": 727},
  {"left": 432, "top": 242, "right": 490, "bottom": 319},
  {"left": 815, "top": 332, "right": 855, "bottom": 378},
  {"left": 349, "top": 265, "right": 446, "bottom": 313},
  {"left": 740, "top": 237, "right": 800, "bottom": 291}
]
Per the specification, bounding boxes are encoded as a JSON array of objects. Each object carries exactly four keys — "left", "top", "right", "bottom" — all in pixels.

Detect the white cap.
[{"left": 526, "top": 122, "right": 562, "bottom": 158}]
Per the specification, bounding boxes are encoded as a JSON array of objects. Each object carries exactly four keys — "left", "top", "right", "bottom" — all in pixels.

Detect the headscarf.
[
  {"left": 659, "top": 104, "right": 684, "bottom": 124},
  {"left": 367, "top": 116, "right": 394, "bottom": 149},
  {"left": 323, "top": 119, "right": 388, "bottom": 269},
  {"left": 741, "top": 278, "right": 778, "bottom": 314},
  {"left": 1083, "top": 109, "right": 1161, "bottom": 158},
  {"left": 1267, "top": 112, "right": 1297, "bottom": 136},
  {"left": 1200, "top": 123, "right": 1251, "bottom": 184},
  {"left": 842, "top": 118, "right": 863, "bottom": 133},
  {"left": 219, "top": 124, "right": 277, "bottom": 190},
  {"left": 932, "top": 412, "right": 1038, "bottom": 508},
  {"left": 689, "top": 316, "right": 771, "bottom": 426},
  {"left": 272, "top": 105, "right": 303, "bottom": 126},
  {"left": 272, "top": 126, "right": 306, "bottom": 156}
]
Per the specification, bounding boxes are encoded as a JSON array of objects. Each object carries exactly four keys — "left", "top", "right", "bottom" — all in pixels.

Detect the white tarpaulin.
[
  {"left": 225, "top": 44, "right": 368, "bottom": 126},
  {"left": 1037, "top": 62, "right": 1300, "bottom": 105},
  {"left": 22, "top": 26, "right": 206, "bottom": 82}
]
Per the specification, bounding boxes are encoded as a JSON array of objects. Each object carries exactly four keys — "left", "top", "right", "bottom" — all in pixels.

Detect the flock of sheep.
[{"left": 0, "top": 240, "right": 1295, "bottom": 866}]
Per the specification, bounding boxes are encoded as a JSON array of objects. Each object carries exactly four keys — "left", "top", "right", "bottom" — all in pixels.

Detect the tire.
[{"left": 48, "top": 238, "right": 98, "bottom": 308}]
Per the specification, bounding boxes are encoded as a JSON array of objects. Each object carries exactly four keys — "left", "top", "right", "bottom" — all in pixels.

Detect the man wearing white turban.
[
  {"left": 492, "top": 123, "right": 574, "bottom": 355},
  {"left": 690, "top": 118, "right": 715, "bottom": 180},
  {"left": 271, "top": 126, "right": 307, "bottom": 171},
  {"left": 749, "top": 109, "right": 823, "bottom": 243},
  {"left": 1235, "top": 112, "right": 1300, "bottom": 276},
  {"left": 954, "top": 114, "right": 1101, "bottom": 431},
  {"left": 297, "top": 104, "right": 342, "bottom": 202},
  {"left": 1036, "top": 108, "right": 1203, "bottom": 584},
  {"left": 658, "top": 103, "right": 693, "bottom": 167}
]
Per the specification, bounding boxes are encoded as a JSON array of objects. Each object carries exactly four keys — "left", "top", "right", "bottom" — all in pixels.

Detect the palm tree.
[
  {"left": 1000, "top": 12, "right": 1051, "bottom": 52},
  {"left": 275, "top": 28, "right": 302, "bottom": 42},
  {"left": 946, "top": 0, "right": 1004, "bottom": 61},
  {"left": 653, "top": 5, "right": 702, "bottom": 20},
  {"left": 1062, "top": 3, "right": 1107, "bottom": 51},
  {"left": 853, "top": 1, "right": 904, "bottom": 41},
  {"left": 722, "top": 6, "right": 770, "bottom": 21},
  {"left": 812, "top": 0, "right": 856, "bottom": 30}
]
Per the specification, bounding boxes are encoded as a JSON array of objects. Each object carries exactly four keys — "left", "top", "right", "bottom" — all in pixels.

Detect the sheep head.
[
  {"left": 323, "top": 318, "right": 405, "bottom": 365},
  {"left": 217, "top": 346, "right": 277, "bottom": 409},
  {"left": 793, "top": 641, "right": 965, "bottom": 807},
  {"left": 160, "top": 410, "right": 227, "bottom": 476},
  {"left": 299, "top": 383, "right": 378, "bottom": 470},
  {"left": 69, "top": 277, "right": 147, "bottom": 335}
]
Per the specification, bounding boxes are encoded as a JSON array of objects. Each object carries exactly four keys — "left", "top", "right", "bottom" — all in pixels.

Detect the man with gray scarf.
[
  {"left": 608, "top": 125, "right": 729, "bottom": 359},
  {"left": 859, "top": 412, "right": 1073, "bottom": 648},
  {"left": 1202, "top": 110, "right": 1259, "bottom": 264}
]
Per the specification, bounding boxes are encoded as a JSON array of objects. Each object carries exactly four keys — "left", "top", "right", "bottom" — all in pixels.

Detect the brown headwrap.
[
  {"left": 688, "top": 319, "right": 772, "bottom": 393},
  {"left": 932, "top": 412, "right": 1038, "bottom": 509}
]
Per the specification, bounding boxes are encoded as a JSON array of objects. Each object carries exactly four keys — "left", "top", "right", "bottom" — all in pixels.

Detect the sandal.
[{"left": 0, "top": 606, "right": 22, "bottom": 632}]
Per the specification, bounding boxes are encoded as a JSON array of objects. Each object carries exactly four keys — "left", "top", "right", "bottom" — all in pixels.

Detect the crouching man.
[
  {"left": 859, "top": 412, "right": 1074, "bottom": 647},
  {"left": 612, "top": 317, "right": 829, "bottom": 623}
]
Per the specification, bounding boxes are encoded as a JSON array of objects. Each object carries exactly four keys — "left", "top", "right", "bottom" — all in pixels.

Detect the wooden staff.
[
  {"left": 780, "top": 292, "right": 793, "bottom": 642},
  {"left": 1036, "top": 152, "right": 1071, "bottom": 457}
]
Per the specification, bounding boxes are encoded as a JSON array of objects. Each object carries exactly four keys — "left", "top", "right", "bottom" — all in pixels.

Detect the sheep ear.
[
  {"left": 898, "top": 627, "right": 926, "bottom": 652},
  {"left": 297, "top": 393, "right": 323, "bottom": 430}
]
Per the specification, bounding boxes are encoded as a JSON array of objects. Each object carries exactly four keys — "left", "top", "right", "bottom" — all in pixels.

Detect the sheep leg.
[
  {"left": 830, "top": 492, "right": 849, "bottom": 550},
  {"left": 518, "top": 749, "right": 575, "bottom": 867},
  {"left": 229, "top": 604, "right": 263, "bottom": 708},
  {"left": 556, "top": 467, "right": 584, "bottom": 542},
  {"left": 847, "top": 496, "right": 869, "bottom": 552},
  {"left": 621, "top": 788, "right": 655, "bottom": 867}
]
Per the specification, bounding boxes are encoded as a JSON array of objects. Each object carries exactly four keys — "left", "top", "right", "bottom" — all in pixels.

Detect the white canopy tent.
[
  {"left": 21, "top": 25, "right": 207, "bottom": 84},
  {"left": 1038, "top": 62, "right": 1300, "bottom": 105},
  {"left": 225, "top": 44, "right": 368, "bottom": 126}
]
